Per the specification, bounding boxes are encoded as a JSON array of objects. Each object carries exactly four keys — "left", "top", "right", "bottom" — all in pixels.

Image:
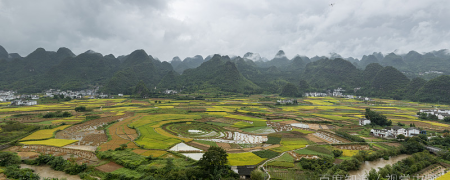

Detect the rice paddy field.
[
  {"left": 2, "top": 94, "right": 450, "bottom": 178},
  {"left": 20, "top": 125, "right": 71, "bottom": 141},
  {"left": 20, "top": 139, "right": 78, "bottom": 147}
]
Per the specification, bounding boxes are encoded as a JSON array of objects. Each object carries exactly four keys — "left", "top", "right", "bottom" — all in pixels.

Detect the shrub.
[
  {"left": 75, "top": 106, "right": 87, "bottom": 112},
  {"left": 0, "top": 152, "right": 21, "bottom": 166},
  {"left": 335, "top": 130, "right": 365, "bottom": 142},
  {"left": 333, "top": 150, "right": 343, "bottom": 157}
]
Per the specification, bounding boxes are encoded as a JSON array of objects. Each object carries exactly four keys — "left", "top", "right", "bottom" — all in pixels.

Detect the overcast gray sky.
[{"left": 0, "top": 0, "right": 449, "bottom": 61}]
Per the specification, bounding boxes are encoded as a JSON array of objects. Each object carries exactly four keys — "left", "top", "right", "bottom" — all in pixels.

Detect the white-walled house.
[
  {"left": 406, "top": 127, "right": 420, "bottom": 137},
  {"left": 371, "top": 129, "right": 390, "bottom": 138},
  {"left": 386, "top": 126, "right": 407, "bottom": 138},
  {"left": 23, "top": 101, "right": 37, "bottom": 106},
  {"left": 359, "top": 118, "right": 371, "bottom": 126},
  {"left": 420, "top": 109, "right": 450, "bottom": 120},
  {"left": 10, "top": 100, "right": 37, "bottom": 106},
  {"left": 438, "top": 114, "right": 450, "bottom": 120},
  {"left": 372, "top": 126, "right": 407, "bottom": 138}
]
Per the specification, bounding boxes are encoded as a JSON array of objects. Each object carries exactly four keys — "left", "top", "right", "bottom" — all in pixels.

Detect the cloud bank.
[{"left": 0, "top": 0, "right": 449, "bottom": 60}]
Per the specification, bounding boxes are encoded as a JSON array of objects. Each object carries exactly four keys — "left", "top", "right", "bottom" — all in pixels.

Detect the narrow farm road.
[{"left": 258, "top": 145, "right": 309, "bottom": 180}]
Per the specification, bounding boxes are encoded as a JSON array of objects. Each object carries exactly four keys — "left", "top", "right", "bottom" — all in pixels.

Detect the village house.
[
  {"left": 276, "top": 99, "right": 294, "bottom": 104},
  {"left": 164, "top": 90, "right": 178, "bottom": 94},
  {"left": 10, "top": 100, "right": 37, "bottom": 106},
  {"left": 385, "top": 126, "right": 407, "bottom": 138},
  {"left": 43, "top": 87, "right": 99, "bottom": 99},
  {"left": 371, "top": 129, "right": 390, "bottom": 138},
  {"left": 0, "top": 90, "right": 18, "bottom": 101},
  {"left": 420, "top": 109, "right": 450, "bottom": 120},
  {"left": 406, "top": 127, "right": 421, "bottom": 137},
  {"left": 359, "top": 118, "right": 371, "bottom": 126},
  {"left": 304, "top": 92, "right": 328, "bottom": 97},
  {"left": 231, "top": 166, "right": 256, "bottom": 179},
  {"left": 118, "top": 94, "right": 123, "bottom": 97},
  {"left": 372, "top": 126, "right": 420, "bottom": 138}
]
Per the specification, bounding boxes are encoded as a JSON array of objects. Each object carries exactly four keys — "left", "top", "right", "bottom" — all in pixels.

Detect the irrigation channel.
[
  {"left": 20, "top": 164, "right": 82, "bottom": 180},
  {"left": 348, "top": 154, "right": 411, "bottom": 177}
]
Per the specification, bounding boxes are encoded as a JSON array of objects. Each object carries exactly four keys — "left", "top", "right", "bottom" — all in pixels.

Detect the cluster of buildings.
[
  {"left": 371, "top": 126, "right": 422, "bottom": 138},
  {"left": 419, "top": 71, "right": 444, "bottom": 76},
  {"left": 163, "top": 89, "right": 178, "bottom": 94},
  {"left": 0, "top": 91, "right": 18, "bottom": 102},
  {"left": 360, "top": 118, "right": 422, "bottom": 138},
  {"left": 10, "top": 100, "right": 38, "bottom": 106},
  {"left": 43, "top": 87, "right": 109, "bottom": 99},
  {"left": 420, "top": 109, "right": 450, "bottom": 120},
  {"left": 1, "top": 91, "right": 38, "bottom": 106},
  {"left": 276, "top": 99, "right": 296, "bottom": 105},
  {"left": 303, "top": 87, "right": 372, "bottom": 100}
]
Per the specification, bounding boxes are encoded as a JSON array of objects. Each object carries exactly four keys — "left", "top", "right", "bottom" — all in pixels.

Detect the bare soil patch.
[
  {"left": 382, "top": 142, "right": 401, "bottom": 147},
  {"left": 305, "top": 134, "right": 327, "bottom": 144},
  {"left": 17, "top": 152, "right": 40, "bottom": 159},
  {"left": 95, "top": 162, "right": 123, "bottom": 172},
  {"left": 216, "top": 143, "right": 231, "bottom": 149}
]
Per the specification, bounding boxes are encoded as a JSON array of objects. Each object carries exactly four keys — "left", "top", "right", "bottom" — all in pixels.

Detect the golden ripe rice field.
[{"left": 21, "top": 125, "right": 71, "bottom": 141}]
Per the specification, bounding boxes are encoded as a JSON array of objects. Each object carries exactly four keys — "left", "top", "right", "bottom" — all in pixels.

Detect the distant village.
[
  {"left": 0, "top": 88, "right": 112, "bottom": 106},
  {"left": 361, "top": 108, "right": 450, "bottom": 139},
  {"left": 304, "top": 87, "right": 372, "bottom": 101}
]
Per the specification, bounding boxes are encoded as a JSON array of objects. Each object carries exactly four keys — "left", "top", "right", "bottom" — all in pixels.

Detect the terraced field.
[{"left": 3, "top": 95, "right": 450, "bottom": 179}]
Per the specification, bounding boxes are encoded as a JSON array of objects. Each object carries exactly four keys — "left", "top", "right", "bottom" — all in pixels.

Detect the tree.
[
  {"left": 250, "top": 169, "right": 265, "bottom": 180},
  {"left": 280, "top": 83, "right": 299, "bottom": 97},
  {"left": 298, "top": 80, "right": 310, "bottom": 92},
  {"left": 366, "top": 168, "right": 379, "bottom": 180},
  {"left": 197, "top": 146, "right": 228, "bottom": 175},
  {"left": 133, "top": 80, "right": 150, "bottom": 98},
  {"left": 397, "top": 134, "right": 405, "bottom": 140},
  {"left": 444, "top": 117, "right": 450, "bottom": 122},
  {"left": 62, "top": 111, "right": 72, "bottom": 117},
  {"left": 0, "top": 152, "right": 21, "bottom": 166},
  {"left": 333, "top": 150, "right": 343, "bottom": 157},
  {"left": 75, "top": 106, "right": 86, "bottom": 112},
  {"left": 365, "top": 108, "right": 392, "bottom": 126},
  {"left": 402, "top": 137, "right": 424, "bottom": 154},
  {"left": 418, "top": 134, "right": 428, "bottom": 141}
]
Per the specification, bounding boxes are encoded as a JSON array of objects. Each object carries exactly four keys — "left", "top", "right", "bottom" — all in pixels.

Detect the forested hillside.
[{"left": 1, "top": 45, "right": 450, "bottom": 104}]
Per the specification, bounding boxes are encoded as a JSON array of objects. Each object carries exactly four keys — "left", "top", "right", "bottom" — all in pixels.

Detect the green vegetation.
[
  {"left": 295, "top": 146, "right": 333, "bottom": 158},
  {"left": 43, "top": 111, "right": 72, "bottom": 118},
  {"left": 25, "top": 154, "right": 88, "bottom": 175},
  {"left": 280, "top": 83, "right": 300, "bottom": 97},
  {"left": 335, "top": 130, "right": 366, "bottom": 142},
  {"left": 0, "top": 121, "right": 39, "bottom": 144},
  {"left": 193, "top": 140, "right": 218, "bottom": 147},
  {"left": 267, "top": 153, "right": 295, "bottom": 168},
  {"left": 365, "top": 108, "right": 392, "bottom": 126},
  {"left": 252, "top": 150, "right": 280, "bottom": 159},
  {"left": 266, "top": 134, "right": 282, "bottom": 144},
  {"left": 368, "top": 151, "right": 437, "bottom": 178}
]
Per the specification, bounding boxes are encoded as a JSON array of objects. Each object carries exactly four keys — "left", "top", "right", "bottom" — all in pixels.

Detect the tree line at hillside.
[{"left": 1, "top": 45, "right": 450, "bottom": 104}]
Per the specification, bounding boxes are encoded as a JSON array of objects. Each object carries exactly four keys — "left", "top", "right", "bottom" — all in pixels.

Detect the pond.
[
  {"left": 20, "top": 164, "right": 81, "bottom": 180},
  {"left": 348, "top": 154, "right": 410, "bottom": 177}
]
